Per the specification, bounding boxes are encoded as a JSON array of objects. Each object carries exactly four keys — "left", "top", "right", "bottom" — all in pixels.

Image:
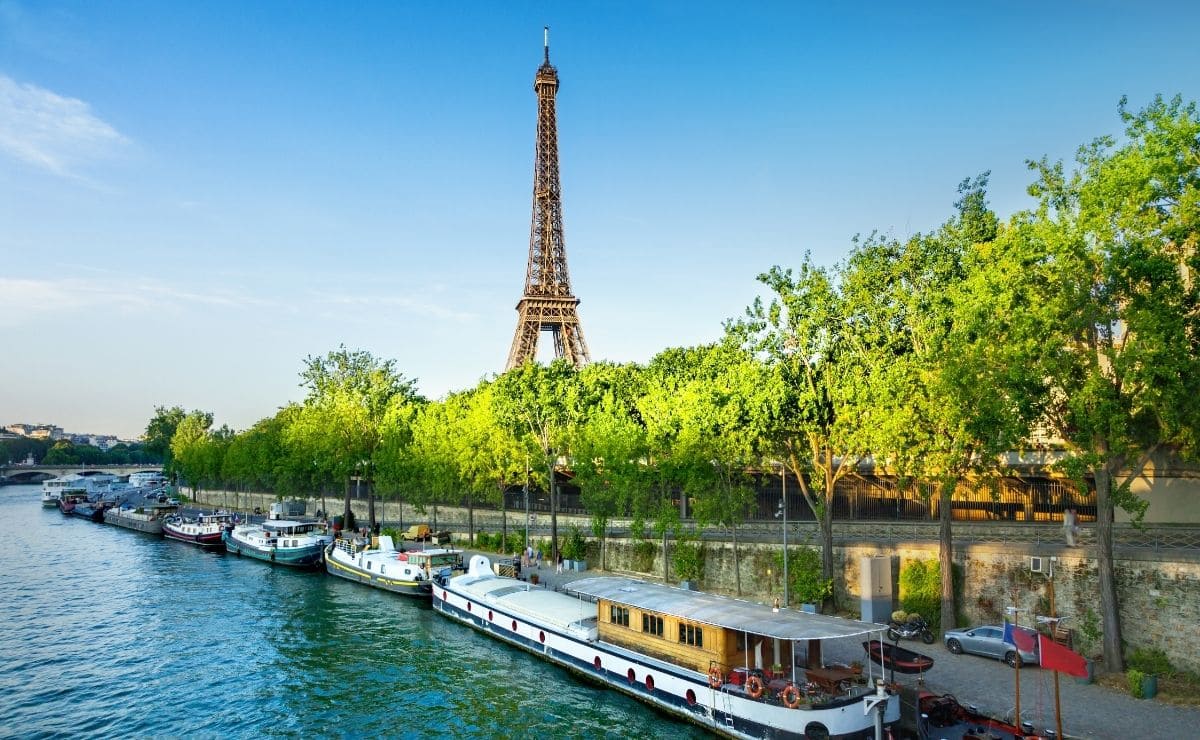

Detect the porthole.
[
  {"left": 627, "top": 668, "right": 636, "bottom": 684},
  {"left": 488, "top": 610, "right": 494, "bottom": 621},
  {"left": 594, "top": 656, "right": 602, "bottom": 670},
  {"left": 467, "top": 602, "right": 472, "bottom": 612},
  {"left": 539, "top": 631, "right": 546, "bottom": 643},
  {"left": 512, "top": 620, "right": 518, "bottom": 631},
  {"left": 645, "top": 674, "right": 655, "bottom": 691},
  {"left": 804, "top": 722, "right": 830, "bottom": 740},
  {"left": 685, "top": 689, "right": 697, "bottom": 705}
]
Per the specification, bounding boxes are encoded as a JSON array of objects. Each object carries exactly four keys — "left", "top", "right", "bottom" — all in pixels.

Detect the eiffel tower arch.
[{"left": 505, "top": 28, "right": 591, "bottom": 371}]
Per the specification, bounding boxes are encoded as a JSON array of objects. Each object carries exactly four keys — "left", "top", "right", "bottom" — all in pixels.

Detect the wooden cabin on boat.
[{"left": 572, "top": 577, "right": 884, "bottom": 687}]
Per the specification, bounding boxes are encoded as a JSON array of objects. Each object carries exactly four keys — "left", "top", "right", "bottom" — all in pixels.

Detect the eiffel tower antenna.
[{"left": 505, "top": 28, "right": 591, "bottom": 370}]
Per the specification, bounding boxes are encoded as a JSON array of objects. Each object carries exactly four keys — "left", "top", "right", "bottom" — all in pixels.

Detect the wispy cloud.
[
  {"left": 0, "top": 73, "right": 127, "bottom": 176},
  {"left": 310, "top": 291, "right": 476, "bottom": 322},
  {"left": 0, "top": 275, "right": 278, "bottom": 327}
]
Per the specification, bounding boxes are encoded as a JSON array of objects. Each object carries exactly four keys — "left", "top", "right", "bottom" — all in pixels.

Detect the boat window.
[
  {"left": 642, "top": 613, "right": 664, "bottom": 638},
  {"left": 609, "top": 605, "right": 630, "bottom": 628},
  {"left": 679, "top": 623, "right": 703, "bottom": 648}
]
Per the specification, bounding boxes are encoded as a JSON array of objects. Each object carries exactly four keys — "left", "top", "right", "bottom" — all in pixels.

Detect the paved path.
[
  {"left": 484, "top": 553, "right": 1197, "bottom": 740},
  {"left": 819, "top": 638, "right": 1198, "bottom": 739}
]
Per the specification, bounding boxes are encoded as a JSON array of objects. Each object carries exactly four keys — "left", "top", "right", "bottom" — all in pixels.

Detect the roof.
[
  {"left": 565, "top": 576, "right": 887, "bottom": 641},
  {"left": 454, "top": 573, "right": 597, "bottom": 633}
]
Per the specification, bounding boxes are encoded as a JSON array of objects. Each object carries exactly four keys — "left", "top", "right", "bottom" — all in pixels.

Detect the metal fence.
[{"left": 488, "top": 473, "right": 1097, "bottom": 525}]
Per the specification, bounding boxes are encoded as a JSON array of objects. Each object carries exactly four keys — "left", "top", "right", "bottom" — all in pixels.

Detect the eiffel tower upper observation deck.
[{"left": 504, "top": 28, "right": 590, "bottom": 370}]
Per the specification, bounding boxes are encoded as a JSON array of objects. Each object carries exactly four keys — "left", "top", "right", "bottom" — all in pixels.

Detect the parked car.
[{"left": 943, "top": 625, "right": 1039, "bottom": 667}]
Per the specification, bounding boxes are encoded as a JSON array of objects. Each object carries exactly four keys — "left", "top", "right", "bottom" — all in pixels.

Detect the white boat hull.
[{"left": 433, "top": 576, "right": 899, "bottom": 740}]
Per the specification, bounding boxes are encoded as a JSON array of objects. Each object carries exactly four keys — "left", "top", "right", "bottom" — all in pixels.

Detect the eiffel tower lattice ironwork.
[{"left": 505, "top": 28, "right": 590, "bottom": 371}]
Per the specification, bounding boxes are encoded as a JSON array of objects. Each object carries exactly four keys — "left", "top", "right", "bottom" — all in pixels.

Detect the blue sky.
[{"left": 2, "top": 1, "right": 1197, "bottom": 439}]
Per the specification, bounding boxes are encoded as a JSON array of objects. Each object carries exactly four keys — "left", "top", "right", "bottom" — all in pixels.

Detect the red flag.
[
  {"left": 1038, "top": 634, "right": 1088, "bottom": 677},
  {"left": 1003, "top": 622, "right": 1037, "bottom": 652}
]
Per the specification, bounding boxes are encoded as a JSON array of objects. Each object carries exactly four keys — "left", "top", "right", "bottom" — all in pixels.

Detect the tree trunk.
[
  {"left": 501, "top": 485, "right": 508, "bottom": 553},
  {"left": 367, "top": 481, "right": 376, "bottom": 530},
  {"left": 342, "top": 477, "right": 352, "bottom": 530},
  {"left": 938, "top": 477, "right": 955, "bottom": 635},
  {"left": 732, "top": 525, "right": 742, "bottom": 596},
  {"left": 662, "top": 529, "right": 669, "bottom": 582},
  {"left": 548, "top": 456, "right": 558, "bottom": 564},
  {"left": 468, "top": 495, "right": 475, "bottom": 545},
  {"left": 1094, "top": 462, "right": 1125, "bottom": 672},
  {"left": 821, "top": 492, "right": 835, "bottom": 610}
]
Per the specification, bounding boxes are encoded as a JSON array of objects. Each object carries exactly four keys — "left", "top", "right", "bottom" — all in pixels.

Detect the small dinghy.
[{"left": 863, "top": 639, "right": 935, "bottom": 674}]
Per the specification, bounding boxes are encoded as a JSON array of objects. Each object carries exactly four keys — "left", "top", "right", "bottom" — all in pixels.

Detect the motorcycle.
[{"left": 887, "top": 611, "right": 935, "bottom": 644}]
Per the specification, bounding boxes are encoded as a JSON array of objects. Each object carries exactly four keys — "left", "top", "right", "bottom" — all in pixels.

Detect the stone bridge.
[{"left": 0, "top": 463, "right": 163, "bottom": 484}]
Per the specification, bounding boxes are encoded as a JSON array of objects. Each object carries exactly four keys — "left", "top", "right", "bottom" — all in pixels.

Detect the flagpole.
[
  {"left": 1048, "top": 571, "right": 1064, "bottom": 739},
  {"left": 1005, "top": 607, "right": 1023, "bottom": 725}
]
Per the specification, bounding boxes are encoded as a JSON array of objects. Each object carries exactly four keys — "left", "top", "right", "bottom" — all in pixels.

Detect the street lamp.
[
  {"left": 775, "top": 462, "right": 789, "bottom": 608},
  {"left": 524, "top": 454, "right": 531, "bottom": 554}
]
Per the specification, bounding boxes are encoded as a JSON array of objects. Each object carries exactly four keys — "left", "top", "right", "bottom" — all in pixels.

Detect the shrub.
[
  {"left": 633, "top": 540, "right": 657, "bottom": 572},
  {"left": 506, "top": 529, "right": 527, "bottom": 554},
  {"left": 1127, "top": 647, "right": 1172, "bottom": 676},
  {"left": 777, "top": 546, "right": 833, "bottom": 605},
  {"left": 562, "top": 525, "right": 587, "bottom": 561},
  {"left": 898, "top": 559, "right": 963, "bottom": 632},
  {"left": 1128, "top": 668, "right": 1146, "bottom": 698},
  {"left": 1076, "top": 608, "right": 1102, "bottom": 658},
  {"left": 673, "top": 538, "right": 705, "bottom": 582}
]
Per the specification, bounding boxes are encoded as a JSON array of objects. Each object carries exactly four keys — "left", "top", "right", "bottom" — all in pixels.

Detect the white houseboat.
[
  {"left": 435, "top": 556, "right": 899, "bottom": 739},
  {"left": 41, "top": 473, "right": 119, "bottom": 507},
  {"left": 325, "top": 535, "right": 462, "bottom": 597}
]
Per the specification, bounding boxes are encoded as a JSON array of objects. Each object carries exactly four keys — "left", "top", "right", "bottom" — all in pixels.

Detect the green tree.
[
  {"left": 1021, "top": 95, "right": 1200, "bottom": 671},
  {"left": 846, "top": 177, "right": 1043, "bottom": 633},
  {"left": 170, "top": 410, "right": 215, "bottom": 493},
  {"left": 571, "top": 361, "right": 648, "bottom": 570},
  {"left": 289, "top": 347, "right": 422, "bottom": 531},
  {"left": 637, "top": 344, "right": 764, "bottom": 591},
  {"left": 493, "top": 360, "right": 582, "bottom": 564},
  {"left": 732, "top": 254, "right": 876, "bottom": 600},
  {"left": 143, "top": 405, "right": 186, "bottom": 474}
]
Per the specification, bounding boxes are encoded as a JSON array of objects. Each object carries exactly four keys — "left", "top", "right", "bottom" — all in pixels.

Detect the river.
[{"left": 0, "top": 484, "right": 707, "bottom": 738}]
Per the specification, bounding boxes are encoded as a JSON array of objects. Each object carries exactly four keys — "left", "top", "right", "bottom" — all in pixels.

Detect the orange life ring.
[
  {"left": 781, "top": 684, "right": 802, "bottom": 709},
  {"left": 707, "top": 667, "right": 723, "bottom": 688},
  {"left": 745, "top": 675, "right": 765, "bottom": 700}
]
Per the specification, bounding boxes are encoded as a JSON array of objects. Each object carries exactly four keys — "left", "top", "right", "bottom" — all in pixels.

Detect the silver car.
[{"left": 943, "top": 625, "right": 1039, "bottom": 667}]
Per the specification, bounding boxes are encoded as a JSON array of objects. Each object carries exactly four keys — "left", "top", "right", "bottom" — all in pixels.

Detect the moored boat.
[
  {"left": 325, "top": 535, "right": 432, "bottom": 596},
  {"left": 42, "top": 473, "right": 119, "bottom": 507},
  {"left": 917, "top": 691, "right": 1055, "bottom": 739},
  {"left": 162, "top": 512, "right": 234, "bottom": 547},
  {"left": 224, "top": 518, "right": 331, "bottom": 568},
  {"left": 104, "top": 502, "right": 178, "bottom": 534},
  {"left": 863, "top": 640, "right": 935, "bottom": 674},
  {"left": 435, "top": 555, "right": 900, "bottom": 739}
]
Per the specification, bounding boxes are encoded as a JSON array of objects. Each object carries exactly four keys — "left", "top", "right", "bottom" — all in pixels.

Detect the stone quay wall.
[{"left": 188, "top": 488, "right": 1200, "bottom": 673}]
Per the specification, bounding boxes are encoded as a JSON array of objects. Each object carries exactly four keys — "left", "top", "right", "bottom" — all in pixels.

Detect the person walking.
[
  {"left": 556, "top": 551, "right": 564, "bottom": 574},
  {"left": 1064, "top": 507, "right": 1079, "bottom": 546}
]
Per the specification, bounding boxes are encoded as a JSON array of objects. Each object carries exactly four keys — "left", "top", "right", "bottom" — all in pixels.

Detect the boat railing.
[{"left": 707, "top": 658, "right": 869, "bottom": 709}]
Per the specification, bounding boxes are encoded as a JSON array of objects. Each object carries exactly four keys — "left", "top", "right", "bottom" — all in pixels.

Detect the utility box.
[
  {"left": 269, "top": 500, "right": 306, "bottom": 520},
  {"left": 860, "top": 556, "right": 893, "bottom": 624}
]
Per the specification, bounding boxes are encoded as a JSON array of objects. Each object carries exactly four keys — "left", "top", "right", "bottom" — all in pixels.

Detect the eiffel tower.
[{"left": 505, "top": 28, "right": 590, "bottom": 370}]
